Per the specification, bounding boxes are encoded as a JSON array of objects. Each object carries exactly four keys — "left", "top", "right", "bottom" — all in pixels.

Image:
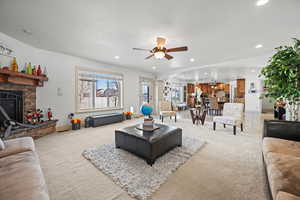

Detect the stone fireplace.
[{"left": 0, "top": 83, "right": 57, "bottom": 139}]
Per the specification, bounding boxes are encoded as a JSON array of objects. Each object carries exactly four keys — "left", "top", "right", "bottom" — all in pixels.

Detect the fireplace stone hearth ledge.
[{"left": 5, "top": 120, "right": 58, "bottom": 140}]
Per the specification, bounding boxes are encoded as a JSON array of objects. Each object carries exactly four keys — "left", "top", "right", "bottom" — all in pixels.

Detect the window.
[
  {"left": 139, "top": 77, "right": 154, "bottom": 107},
  {"left": 76, "top": 68, "right": 123, "bottom": 112},
  {"left": 142, "top": 85, "right": 150, "bottom": 104}
]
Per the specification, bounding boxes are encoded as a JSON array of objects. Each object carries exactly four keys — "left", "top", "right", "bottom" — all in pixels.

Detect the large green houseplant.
[{"left": 260, "top": 38, "right": 300, "bottom": 121}]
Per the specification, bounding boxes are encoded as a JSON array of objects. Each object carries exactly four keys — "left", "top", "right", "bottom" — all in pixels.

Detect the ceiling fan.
[{"left": 133, "top": 37, "right": 188, "bottom": 60}]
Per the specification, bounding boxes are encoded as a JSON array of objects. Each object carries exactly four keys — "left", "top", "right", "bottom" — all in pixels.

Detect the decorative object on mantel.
[
  {"left": 37, "top": 65, "right": 42, "bottom": 76},
  {"left": 43, "top": 66, "right": 48, "bottom": 76},
  {"left": 21, "top": 63, "right": 26, "bottom": 73},
  {"left": 26, "top": 62, "right": 32, "bottom": 74},
  {"left": 10, "top": 57, "right": 18, "bottom": 72}
]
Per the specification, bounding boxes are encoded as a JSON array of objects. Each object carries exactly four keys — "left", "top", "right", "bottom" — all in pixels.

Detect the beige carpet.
[{"left": 35, "top": 112, "right": 270, "bottom": 200}]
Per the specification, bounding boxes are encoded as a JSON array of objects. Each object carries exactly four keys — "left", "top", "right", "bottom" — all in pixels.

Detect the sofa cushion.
[
  {"left": 265, "top": 152, "right": 300, "bottom": 198},
  {"left": 0, "top": 137, "right": 35, "bottom": 158},
  {"left": 263, "top": 138, "right": 300, "bottom": 164},
  {"left": 0, "top": 151, "right": 49, "bottom": 200},
  {"left": 276, "top": 191, "right": 300, "bottom": 200}
]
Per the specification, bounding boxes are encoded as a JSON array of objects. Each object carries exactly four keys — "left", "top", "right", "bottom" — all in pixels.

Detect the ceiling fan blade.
[
  {"left": 133, "top": 48, "right": 151, "bottom": 52},
  {"left": 145, "top": 54, "right": 154, "bottom": 59},
  {"left": 156, "top": 37, "right": 166, "bottom": 48},
  {"left": 166, "top": 46, "right": 188, "bottom": 52},
  {"left": 165, "top": 53, "right": 174, "bottom": 60}
]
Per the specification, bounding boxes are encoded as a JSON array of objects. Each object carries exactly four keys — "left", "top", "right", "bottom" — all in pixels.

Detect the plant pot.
[
  {"left": 263, "top": 120, "right": 300, "bottom": 141},
  {"left": 72, "top": 123, "right": 81, "bottom": 130}
]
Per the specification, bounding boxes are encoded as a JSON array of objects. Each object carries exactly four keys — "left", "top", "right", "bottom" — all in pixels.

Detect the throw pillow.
[{"left": 0, "top": 138, "right": 5, "bottom": 150}]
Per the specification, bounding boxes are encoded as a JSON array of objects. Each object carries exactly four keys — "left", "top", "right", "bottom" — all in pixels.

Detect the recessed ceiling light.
[
  {"left": 255, "top": 44, "right": 263, "bottom": 49},
  {"left": 204, "top": 72, "right": 208, "bottom": 75},
  {"left": 152, "top": 66, "right": 156, "bottom": 70},
  {"left": 114, "top": 56, "right": 120, "bottom": 60},
  {"left": 251, "top": 69, "right": 256, "bottom": 73},
  {"left": 190, "top": 58, "right": 195, "bottom": 62},
  {"left": 256, "top": 0, "right": 269, "bottom": 6}
]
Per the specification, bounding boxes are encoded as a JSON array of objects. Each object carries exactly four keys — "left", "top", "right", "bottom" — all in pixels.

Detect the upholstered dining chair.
[
  {"left": 159, "top": 101, "right": 177, "bottom": 123},
  {"left": 213, "top": 103, "right": 244, "bottom": 135},
  {"left": 209, "top": 97, "right": 221, "bottom": 116}
]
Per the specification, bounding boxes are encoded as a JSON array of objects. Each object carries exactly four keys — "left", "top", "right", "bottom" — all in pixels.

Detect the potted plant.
[
  {"left": 127, "top": 112, "right": 133, "bottom": 120},
  {"left": 261, "top": 38, "right": 300, "bottom": 121},
  {"left": 260, "top": 38, "right": 300, "bottom": 136},
  {"left": 123, "top": 112, "right": 133, "bottom": 120},
  {"left": 71, "top": 119, "right": 81, "bottom": 130}
]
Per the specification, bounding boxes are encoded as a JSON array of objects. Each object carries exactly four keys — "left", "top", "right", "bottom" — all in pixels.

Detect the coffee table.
[{"left": 115, "top": 124, "right": 182, "bottom": 165}]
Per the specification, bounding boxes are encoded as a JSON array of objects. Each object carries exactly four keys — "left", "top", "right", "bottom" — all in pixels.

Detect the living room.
[{"left": 0, "top": 1, "right": 300, "bottom": 200}]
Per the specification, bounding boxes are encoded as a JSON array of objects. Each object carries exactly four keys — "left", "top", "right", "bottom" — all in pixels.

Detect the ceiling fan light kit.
[
  {"left": 154, "top": 51, "right": 165, "bottom": 59},
  {"left": 133, "top": 37, "right": 188, "bottom": 60}
]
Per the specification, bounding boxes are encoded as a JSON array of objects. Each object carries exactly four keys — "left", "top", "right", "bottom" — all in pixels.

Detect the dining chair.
[
  {"left": 209, "top": 97, "right": 221, "bottom": 115},
  {"left": 159, "top": 101, "right": 177, "bottom": 123}
]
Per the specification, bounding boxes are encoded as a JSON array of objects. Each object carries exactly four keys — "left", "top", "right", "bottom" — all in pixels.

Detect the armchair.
[
  {"left": 159, "top": 101, "right": 177, "bottom": 123},
  {"left": 213, "top": 103, "right": 244, "bottom": 135}
]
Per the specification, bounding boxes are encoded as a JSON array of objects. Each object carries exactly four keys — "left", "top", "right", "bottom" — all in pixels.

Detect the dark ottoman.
[{"left": 115, "top": 124, "right": 182, "bottom": 165}]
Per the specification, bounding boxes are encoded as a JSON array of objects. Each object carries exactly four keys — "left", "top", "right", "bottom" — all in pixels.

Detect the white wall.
[{"left": 0, "top": 32, "right": 154, "bottom": 126}]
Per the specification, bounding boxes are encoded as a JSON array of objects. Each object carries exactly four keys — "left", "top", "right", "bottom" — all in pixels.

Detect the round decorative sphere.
[{"left": 140, "top": 104, "right": 153, "bottom": 116}]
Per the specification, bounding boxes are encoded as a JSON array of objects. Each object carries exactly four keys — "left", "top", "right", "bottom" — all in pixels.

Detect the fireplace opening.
[{"left": 0, "top": 90, "right": 24, "bottom": 127}]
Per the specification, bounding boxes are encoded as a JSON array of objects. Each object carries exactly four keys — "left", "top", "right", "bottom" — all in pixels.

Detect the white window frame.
[{"left": 75, "top": 67, "right": 124, "bottom": 113}]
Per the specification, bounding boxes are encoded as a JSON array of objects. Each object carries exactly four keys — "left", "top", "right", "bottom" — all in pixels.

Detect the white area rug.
[{"left": 82, "top": 136, "right": 205, "bottom": 200}]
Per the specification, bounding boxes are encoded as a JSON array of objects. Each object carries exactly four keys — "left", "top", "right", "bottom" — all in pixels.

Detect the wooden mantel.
[{"left": 0, "top": 69, "right": 48, "bottom": 87}]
